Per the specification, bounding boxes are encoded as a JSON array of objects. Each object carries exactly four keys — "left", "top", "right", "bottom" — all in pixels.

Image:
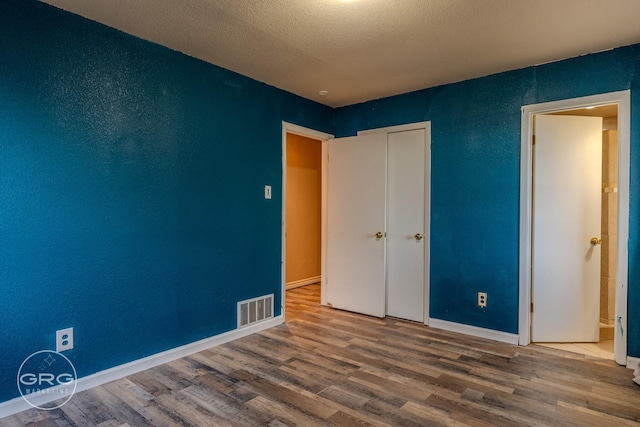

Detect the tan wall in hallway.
[{"left": 286, "top": 133, "right": 321, "bottom": 285}]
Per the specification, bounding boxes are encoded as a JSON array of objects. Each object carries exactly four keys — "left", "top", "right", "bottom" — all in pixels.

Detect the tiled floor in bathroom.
[{"left": 535, "top": 340, "right": 614, "bottom": 359}]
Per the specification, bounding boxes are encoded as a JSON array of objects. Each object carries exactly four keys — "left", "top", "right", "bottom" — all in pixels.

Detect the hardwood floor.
[{"left": 3, "top": 284, "right": 639, "bottom": 426}]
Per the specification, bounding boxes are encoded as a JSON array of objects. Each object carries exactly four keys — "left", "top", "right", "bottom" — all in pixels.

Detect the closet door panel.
[
  {"left": 326, "top": 134, "right": 387, "bottom": 317},
  {"left": 386, "top": 129, "right": 426, "bottom": 322}
]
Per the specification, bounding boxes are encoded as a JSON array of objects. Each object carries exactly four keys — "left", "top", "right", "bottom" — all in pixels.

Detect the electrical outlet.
[
  {"left": 56, "top": 327, "right": 74, "bottom": 352},
  {"left": 478, "top": 292, "right": 487, "bottom": 307}
]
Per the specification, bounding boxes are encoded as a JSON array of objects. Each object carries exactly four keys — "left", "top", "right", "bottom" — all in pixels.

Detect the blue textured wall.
[
  {"left": 336, "top": 46, "right": 640, "bottom": 354},
  {"left": 0, "top": 0, "right": 332, "bottom": 402},
  {"left": 2, "top": 0, "right": 640, "bottom": 408}
]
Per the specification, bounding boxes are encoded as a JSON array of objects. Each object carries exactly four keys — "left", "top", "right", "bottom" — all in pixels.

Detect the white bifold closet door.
[
  {"left": 326, "top": 129, "right": 426, "bottom": 322},
  {"left": 326, "top": 133, "right": 387, "bottom": 318},
  {"left": 386, "top": 129, "right": 426, "bottom": 322}
]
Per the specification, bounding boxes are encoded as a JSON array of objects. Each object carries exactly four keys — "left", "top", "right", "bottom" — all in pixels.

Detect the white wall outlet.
[
  {"left": 264, "top": 185, "right": 272, "bottom": 199},
  {"left": 56, "top": 327, "right": 74, "bottom": 352},
  {"left": 478, "top": 292, "right": 487, "bottom": 308}
]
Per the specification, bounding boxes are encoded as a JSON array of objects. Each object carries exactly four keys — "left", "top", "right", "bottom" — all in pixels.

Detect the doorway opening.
[
  {"left": 285, "top": 132, "right": 322, "bottom": 291},
  {"left": 533, "top": 104, "right": 618, "bottom": 360},
  {"left": 519, "top": 91, "right": 630, "bottom": 366},
  {"left": 281, "top": 122, "right": 333, "bottom": 320},
  {"left": 285, "top": 132, "right": 323, "bottom": 311}
]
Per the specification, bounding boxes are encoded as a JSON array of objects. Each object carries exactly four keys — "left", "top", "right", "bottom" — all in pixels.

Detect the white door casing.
[
  {"left": 531, "top": 115, "right": 602, "bottom": 342},
  {"left": 326, "top": 133, "right": 387, "bottom": 317},
  {"left": 386, "top": 129, "right": 426, "bottom": 322},
  {"left": 519, "top": 91, "right": 630, "bottom": 366}
]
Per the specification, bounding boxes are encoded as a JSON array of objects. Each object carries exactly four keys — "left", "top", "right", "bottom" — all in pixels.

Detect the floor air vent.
[{"left": 238, "top": 294, "right": 274, "bottom": 328}]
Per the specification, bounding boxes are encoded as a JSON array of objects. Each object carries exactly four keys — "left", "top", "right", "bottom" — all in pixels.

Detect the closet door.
[
  {"left": 386, "top": 129, "right": 426, "bottom": 322},
  {"left": 326, "top": 134, "right": 387, "bottom": 317}
]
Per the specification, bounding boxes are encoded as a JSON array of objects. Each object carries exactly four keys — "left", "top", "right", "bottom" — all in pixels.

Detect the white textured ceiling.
[{"left": 40, "top": 0, "right": 640, "bottom": 107}]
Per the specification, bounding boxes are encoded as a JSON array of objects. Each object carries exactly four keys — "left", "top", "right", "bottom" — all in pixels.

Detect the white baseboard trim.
[
  {"left": 286, "top": 276, "right": 321, "bottom": 290},
  {"left": 628, "top": 356, "right": 639, "bottom": 370},
  {"left": 0, "top": 316, "right": 283, "bottom": 418},
  {"left": 429, "top": 318, "right": 519, "bottom": 345}
]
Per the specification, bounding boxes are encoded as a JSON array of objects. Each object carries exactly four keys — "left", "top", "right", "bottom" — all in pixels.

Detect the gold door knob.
[
  {"left": 415, "top": 233, "right": 423, "bottom": 241},
  {"left": 590, "top": 237, "right": 602, "bottom": 245},
  {"left": 375, "top": 231, "right": 384, "bottom": 239}
]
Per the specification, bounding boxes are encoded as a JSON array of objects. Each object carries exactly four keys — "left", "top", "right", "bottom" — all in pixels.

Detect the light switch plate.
[{"left": 265, "top": 185, "right": 272, "bottom": 199}]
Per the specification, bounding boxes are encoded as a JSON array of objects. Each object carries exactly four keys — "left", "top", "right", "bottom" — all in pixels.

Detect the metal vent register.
[{"left": 237, "top": 294, "right": 274, "bottom": 328}]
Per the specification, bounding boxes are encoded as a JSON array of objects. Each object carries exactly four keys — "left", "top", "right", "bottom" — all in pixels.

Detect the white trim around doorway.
[
  {"left": 519, "top": 91, "right": 630, "bottom": 366},
  {"left": 281, "top": 122, "right": 334, "bottom": 319}
]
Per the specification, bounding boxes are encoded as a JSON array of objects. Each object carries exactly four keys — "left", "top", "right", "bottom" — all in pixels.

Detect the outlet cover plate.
[
  {"left": 56, "top": 327, "right": 74, "bottom": 352},
  {"left": 478, "top": 292, "right": 487, "bottom": 308}
]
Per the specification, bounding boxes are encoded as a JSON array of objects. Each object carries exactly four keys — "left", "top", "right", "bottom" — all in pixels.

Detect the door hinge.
[{"left": 531, "top": 302, "right": 534, "bottom": 313}]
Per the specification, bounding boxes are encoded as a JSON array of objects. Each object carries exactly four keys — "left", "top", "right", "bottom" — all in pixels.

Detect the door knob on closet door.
[
  {"left": 590, "top": 237, "right": 602, "bottom": 245},
  {"left": 375, "top": 231, "right": 384, "bottom": 239},
  {"left": 414, "top": 233, "right": 423, "bottom": 241}
]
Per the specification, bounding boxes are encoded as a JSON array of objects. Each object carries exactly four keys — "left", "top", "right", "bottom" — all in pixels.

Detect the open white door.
[
  {"left": 386, "top": 129, "right": 426, "bottom": 322},
  {"left": 326, "top": 134, "right": 387, "bottom": 317},
  {"left": 532, "top": 115, "right": 602, "bottom": 342}
]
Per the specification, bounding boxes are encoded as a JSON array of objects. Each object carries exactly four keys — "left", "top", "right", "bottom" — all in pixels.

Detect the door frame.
[
  {"left": 359, "top": 121, "right": 432, "bottom": 324},
  {"left": 281, "top": 122, "right": 333, "bottom": 319},
  {"left": 518, "top": 91, "right": 630, "bottom": 365}
]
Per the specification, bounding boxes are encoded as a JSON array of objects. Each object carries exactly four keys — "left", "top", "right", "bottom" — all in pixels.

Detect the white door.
[
  {"left": 326, "top": 134, "right": 387, "bottom": 317},
  {"left": 532, "top": 115, "right": 602, "bottom": 342},
  {"left": 386, "top": 129, "right": 426, "bottom": 322}
]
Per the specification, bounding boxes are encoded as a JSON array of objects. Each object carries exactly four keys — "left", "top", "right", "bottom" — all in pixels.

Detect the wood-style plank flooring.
[{"left": 3, "top": 284, "right": 639, "bottom": 426}]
